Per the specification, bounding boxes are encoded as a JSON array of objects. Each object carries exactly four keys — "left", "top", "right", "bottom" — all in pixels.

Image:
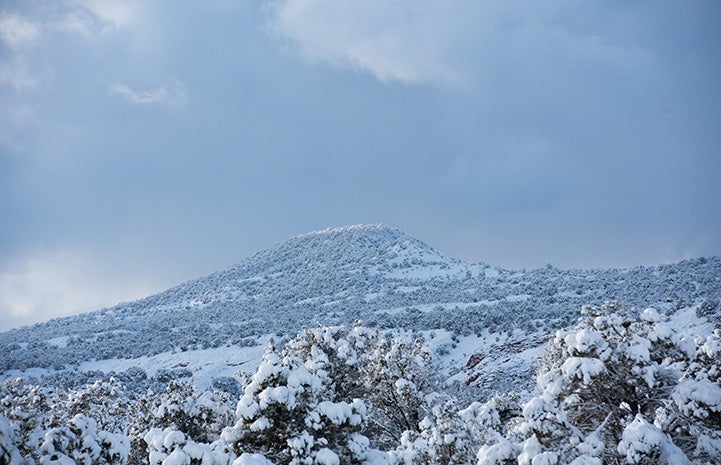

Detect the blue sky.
[{"left": 1, "top": 0, "right": 720, "bottom": 330}]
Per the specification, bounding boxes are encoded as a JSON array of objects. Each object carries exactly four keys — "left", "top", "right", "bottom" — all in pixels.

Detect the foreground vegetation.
[{"left": 1, "top": 302, "right": 720, "bottom": 465}]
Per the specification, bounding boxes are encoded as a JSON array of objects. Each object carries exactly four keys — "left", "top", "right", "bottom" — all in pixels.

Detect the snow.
[
  {"left": 249, "top": 416, "right": 271, "bottom": 431},
  {"left": 563, "top": 329, "right": 606, "bottom": 355},
  {"left": 672, "top": 379, "right": 721, "bottom": 417},
  {"left": 5, "top": 307, "right": 721, "bottom": 464},
  {"left": 0, "top": 415, "right": 23, "bottom": 464},
  {"left": 258, "top": 386, "right": 291, "bottom": 406},
  {"left": 316, "top": 400, "right": 363, "bottom": 426},
  {"left": 640, "top": 307, "right": 660, "bottom": 323},
  {"left": 505, "top": 294, "right": 531, "bottom": 303},
  {"left": 314, "top": 448, "right": 340, "bottom": 465},
  {"left": 377, "top": 301, "right": 495, "bottom": 316},
  {"left": 700, "top": 332, "right": 721, "bottom": 357},
  {"left": 287, "top": 366, "right": 316, "bottom": 390},
  {"left": 72, "top": 339, "right": 269, "bottom": 389},
  {"left": 234, "top": 453, "right": 275, "bottom": 465},
  {"left": 476, "top": 437, "right": 516, "bottom": 465},
  {"left": 236, "top": 396, "right": 259, "bottom": 420},
  {"left": 518, "top": 436, "right": 557, "bottom": 465},
  {"left": 396, "top": 286, "right": 421, "bottom": 294},
  {"left": 617, "top": 414, "right": 690, "bottom": 464},
  {"left": 575, "top": 431, "right": 604, "bottom": 457},
  {"left": 623, "top": 335, "right": 651, "bottom": 363},
  {"left": 521, "top": 397, "right": 546, "bottom": 426},
  {"left": 561, "top": 357, "right": 605, "bottom": 384},
  {"left": 363, "top": 292, "right": 381, "bottom": 302},
  {"left": 568, "top": 457, "right": 601, "bottom": 465},
  {"left": 484, "top": 268, "right": 500, "bottom": 278},
  {"left": 163, "top": 448, "right": 189, "bottom": 465},
  {"left": 163, "top": 430, "right": 185, "bottom": 448},
  {"left": 667, "top": 305, "right": 714, "bottom": 339},
  {"left": 45, "top": 336, "right": 71, "bottom": 349}
]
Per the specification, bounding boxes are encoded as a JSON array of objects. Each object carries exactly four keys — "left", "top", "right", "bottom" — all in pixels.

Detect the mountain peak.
[
  {"left": 289, "top": 224, "right": 411, "bottom": 250},
  {"left": 299, "top": 223, "right": 392, "bottom": 237},
  {"left": 233, "top": 224, "right": 446, "bottom": 276}
]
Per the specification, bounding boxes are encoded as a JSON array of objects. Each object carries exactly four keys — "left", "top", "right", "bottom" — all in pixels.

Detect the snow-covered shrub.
[
  {"left": 657, "top": 330, "right": 721, "bottom": 463},
  {"left": 0, "top": 414, "right": 25, "bottom": 465},
  {"left": 0, "top": 378, "right": 136, "bottom": 463},
  {"left": 222, "top": 327, "right": 385, "bottom": 464},
  {"left": 361, "top": 333, "right": 435, "bottom": 449},
  {"left": 51, "top": 378, "right": 132, "bottom": 434},
  {"left": 128, "top": 380, "right": 235, "bottom": 465},
  {"left": 153, "top": 381, "right": 235, "bottom": 442},
  {"left": 144, "top": 427, "right": 232, "bottom": 465},
  {"left": 696, "top": 298, "right": 720, "bottom": 328},
  {"left": 616, "top": 414, "right": 689, "bottom": 465},
  {"left": 463, "top": 393, "right": 522, "bottom": 444},
  {"left": 464, "top": 393, "right": 523, "bottom": 465},
  {"left": 212, "top": 377, "right": 244, "bottom": 398},
  {"left": 39, "top": 414, "right": 129, "bottom": 465},
  {"left": 528, "top": 303, "right": 693, "bottom": 462},
  {"left": 477, "top": 302, "right": 721, "bottom": 464},
  {"left": 0, "top": 378, "right": 60, "bottom": 458},
  {"left": 389, "top": 395, "right": 479, "bottom": 465}
]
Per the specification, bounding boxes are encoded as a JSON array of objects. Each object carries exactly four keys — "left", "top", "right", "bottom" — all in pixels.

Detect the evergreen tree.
[{"left": 221, "top": 327, "right": 384, "bottom": 464}]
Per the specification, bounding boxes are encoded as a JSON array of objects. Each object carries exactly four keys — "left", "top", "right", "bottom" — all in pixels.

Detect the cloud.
[
  {"left": 263, "top": 0, "right": 655, "bottom": 87},
  {"left": 57, "top": 0, "right": 140, "bottom": 36},
  {"left": 0, "top": 58, "right": 40, "bottom": 91},
  {"left": 0, "top": 3, "right": 136, "bottom": 95},
  {"left": 0, "top": 250, "right": 157, "bottom": 331},
  {"left": 72, "top": 0, "right": 137, "bottom": 32},
  {"left": 109, "top": 78, "right": 188, "bottom": 107},
  {"left": 0, "top": 14, "right": 42, "bottom": 92},
  {"left": 0, "top": 1, "right": 137, "bottom": 50},
  {"left": 51, "top": 10, "right": 113, "bottom": 38},
  {"left": 0, "top": 99, "right": 37, "bottom": 151},
  {"left": 264, "top": 0, "right": 470, "bottom": 85},
  {"left": 0, "top": 14, "right": 41, "bottom": 49}
]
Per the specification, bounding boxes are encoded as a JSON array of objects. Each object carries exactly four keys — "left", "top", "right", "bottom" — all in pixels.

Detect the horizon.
[{"left": 1, "top": 0, "right": 720, "bottom": 330}]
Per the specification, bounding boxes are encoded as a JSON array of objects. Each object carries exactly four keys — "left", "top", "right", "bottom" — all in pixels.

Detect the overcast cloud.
[
  {"left": 1, "top": 0, "right": 719, "bottom": 330},
  {"left": 109, "top": 78, "right": 187, "bottom": 107}
]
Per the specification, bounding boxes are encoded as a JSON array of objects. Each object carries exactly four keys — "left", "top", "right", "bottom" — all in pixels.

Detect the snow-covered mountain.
[{"left": 1, "top": 225, "right": 719, "bottom": 395}]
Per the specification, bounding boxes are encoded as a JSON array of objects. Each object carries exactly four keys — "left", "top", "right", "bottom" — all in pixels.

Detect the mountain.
[{"left": 1, "top": 224, "right": 719, "bottom": 396}]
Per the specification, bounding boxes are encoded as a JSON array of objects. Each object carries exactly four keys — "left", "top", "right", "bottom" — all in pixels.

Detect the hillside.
[
  {"left": 2, "top": 225, "right": 721, "bottom": 464},
  {"left": 1, "top": 225, "right": 719, "bottom": 396}
]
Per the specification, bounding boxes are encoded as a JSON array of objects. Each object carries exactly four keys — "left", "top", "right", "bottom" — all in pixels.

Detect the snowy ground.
[
  {"left": 2, "top": 305, "right": 712, "bottom": 399},
  {"left": 2, "top": 338, "right": 270, "bottom": 390}
]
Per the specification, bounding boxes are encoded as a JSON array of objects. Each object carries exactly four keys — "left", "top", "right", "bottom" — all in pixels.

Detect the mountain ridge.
[{"left": 1, "top": 225, "right": 719, "bottom": 396}]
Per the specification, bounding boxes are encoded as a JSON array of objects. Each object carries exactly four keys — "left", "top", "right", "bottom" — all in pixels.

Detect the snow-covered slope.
[{"left": 1, "top": 225, "right": 719, "bottom": 396}]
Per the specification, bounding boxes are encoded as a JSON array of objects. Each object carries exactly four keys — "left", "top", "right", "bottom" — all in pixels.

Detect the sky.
[{"left": 1, "top": 0, "right": 720, "bottom": 331}]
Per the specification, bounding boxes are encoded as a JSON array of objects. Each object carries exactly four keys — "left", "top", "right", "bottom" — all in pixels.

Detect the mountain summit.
[{"left": 225, "top": 224, "right": 457, "bottom": 276}]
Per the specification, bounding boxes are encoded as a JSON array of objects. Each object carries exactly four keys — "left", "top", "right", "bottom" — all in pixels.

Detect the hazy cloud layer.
[
  {"left": 0, "top": 250, "right": 159, "bottom": 331},
  {"left": 0, "top": 0, "right": 719, "bottom": 330}
]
